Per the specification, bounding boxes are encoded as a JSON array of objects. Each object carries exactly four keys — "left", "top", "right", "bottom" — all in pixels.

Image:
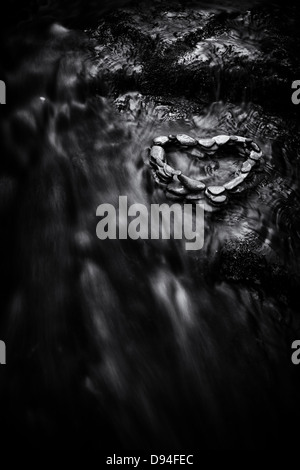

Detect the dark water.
[{"left": 0, "top": 0, "right": 300, "bottom": 449}]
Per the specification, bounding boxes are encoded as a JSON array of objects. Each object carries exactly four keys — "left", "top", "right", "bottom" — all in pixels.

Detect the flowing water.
[{"left": 0, "top": 0, "right": 300, "bottom": 449}]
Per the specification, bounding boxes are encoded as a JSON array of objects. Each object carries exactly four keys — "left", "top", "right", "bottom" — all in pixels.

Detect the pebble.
[
  {"left": 155, "top": 157, "right": 165, "bottom": 167},
  {"left": 165, "top": 192, "right": 184, "bottom": 201},
  {"left": 163, "top": 163, "right": 181, "bottom": 176},
  {"left": 157, "top": 168, "right": 172, "bottom": 182},
  {"left": 150, "top": 145, "right": 165, "bottom": 161},
  {"left": 224, "top": 174, "right": 247, "bottom": 190},
  {"left": 251, "top": 142, "right": 261, "bottom": 153},
  {"left": 167, "top": 181, "right": 190, "bottom": 195},
  {"left": 185, "top": 192, "right": 205, "bottom": 200},
  {"left": 198, "top": 138, "right": 215, "bottom": 148},
  {"left": 150, "top": 156, "right": 164, "bottom": 168},
  {"left": 241, "top": 160, "right": 253, "bottom": 173},
  {"left": 153, "top": 135, "right": 169, "bottom": 146},
  {"left": 187, "top": 148, "right": 205, "bottom": 159},
  {"left": 213, "top": 135, "right": 230, "bottom": 146},
  {"left": 249, "top": 150, "right": 262, "bottom": 161},
  {"left": 205, "top": 190, "right": 227, "bottom": 204},
  {"left": 176, "top": 134, "right": 197, "bottom": 146},
  {"left": 207, "top": 185, "right": 225, "bottom": 196},
  {"left": 210, "top": 194, "right": 227, "bottom": 204},
  {"left": 178, "top": 174, "right": 206, "bottom": 191}
]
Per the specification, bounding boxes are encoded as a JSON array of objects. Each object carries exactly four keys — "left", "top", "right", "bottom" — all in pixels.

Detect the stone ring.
[{"left": 147, "top": 134, "right": 263, "bottom": 206}]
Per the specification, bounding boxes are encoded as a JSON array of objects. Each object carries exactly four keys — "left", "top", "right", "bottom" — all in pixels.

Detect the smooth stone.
[
  {"left": 205, "top": 189, "right": 227, "bottom": 204},
  {"left": 168, "top": 134, "right": 177, "bottom": 141},
  {"left": 187, "top": 148, "right": 205, "bottom": 158},
  {"left": 157, "top": 168, "right": 172, "bottom": 182},
  {"left": 152, "top": 170, "right": 167, "bottom": 187},
  {"left": 198, "top": 138, "right": 215, "bottom": 148},
  {"left": 165, "top": 191, "right": 184, "bottom": 201},
  {"left": 185, "top": 192, "right": 205, "bottom": 200},
  {"left": 178, "top": 174, "right": 206, "bottom": 191},
  {"left": 234, "top": 136, "right": 247, "bottom": 143},
  {"left": 176, "top": 134, "right": 197, "bottom": 146},
  {"left": 224, "top": 174, "right": 247, "bottom": 190},
  {"left": 150, "top": 145, "right": 165, "bottom": 161},
  {"left": 167, "top": 181, "right": 190, "bottom": 195},
  {"left": 249, "top": 150, "right": 262, "bottom": 161},
  {"left": 213, "top": 135, "right": 230, "bottom": 146},
  {"left": 150, "top": 156, "right": 164, "bottom": 168},
  {"left": 251, "top": 142, "right": 261, "bottom": 153},
  {"left": 210, "top": 194, "right": 227, "bottom": 204},
  {"left": 153, "top": 135, "right": 169, "bottom": 146},
  {"left": 164, "top": 163, "right": 181, "bottom": 176},
  {"left": 241, "top": 161, "right": 253, "bottom": 173},
  {"left": 155, "top": 157, "right": 165, "bottom": 167},
  {"left": 207, "top": 185, "right": 225, "bottom": 196}
]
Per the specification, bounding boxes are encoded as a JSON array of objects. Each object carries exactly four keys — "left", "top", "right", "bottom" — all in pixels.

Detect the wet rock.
[
  {"left": 224, "top": 174, "right": 248, "bottom": 190},
  {"left": 167, "top": 180, "right": 189, "bottom": 195},
  {"left": 205, "top": 190, "right": 227, "bottom": 204},
  {"left": 185, "top": 192, "right": 205, "bottom": 200},
  {"left": 150, "top": 145, "right": 165, "bottom": 161},
  {"left": 213, "top": 135, "right": 230, "bottom": 146},
  {"left": 176, "top": 134, "right": 197, "bottom": 146},
  {"left": 163, "top": 162, "right": 181, "bottom": 177},
  {"left": 178, "top": 174, "right": 206, "bottom": 191},
  {"left": 207, "top": 186, "right": 226, "bottom": 196},
  {"left": 153, "top": 135, "right": 169, "bottom": 146},
  {"left": 241, "top": 160, "right": 254, "bottom": 173},
  {"left": 198, "top": 138, "right": 216, "bottom": 148},
  {"left": 250, "top": 150, "right": 262, "bottom": 161},
  {"left": 156, "top": 168, "right": 172, "bottom": 182}
]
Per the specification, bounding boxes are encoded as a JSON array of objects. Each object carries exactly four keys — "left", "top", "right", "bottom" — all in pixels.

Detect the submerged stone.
[
  {"left": 153, "top": 135, "right": 169, "bottom": 146},
  {"left": 150, "top": 145, "right": 165, "bottom": 161},
  {"left": 224, "top": 174, "right": 248, "bottom": 190},
  {"left": 213, "top": 135, "right": 230, "bottom": 145},
  {"left": 176, "top": 134, "right": 197, "bottom": 146},
  {"left": 167, "top": 181, "right": 190, "bottom": 195},
  {"left": 207, "top": 185, "right": 225, "bottom": 195},
  {"left": 178, "top": 174, "right": 206, "bottom": 191}
]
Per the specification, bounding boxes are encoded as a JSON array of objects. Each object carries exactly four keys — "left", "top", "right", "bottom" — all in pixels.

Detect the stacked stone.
[{"left": 148, "top": 134, "right": 262, "bottom": 206}]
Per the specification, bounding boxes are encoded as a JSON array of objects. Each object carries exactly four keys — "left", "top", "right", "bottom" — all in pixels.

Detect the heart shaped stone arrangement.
[{"left": 148, "top": 134, "right": 263, "bottom": 206}]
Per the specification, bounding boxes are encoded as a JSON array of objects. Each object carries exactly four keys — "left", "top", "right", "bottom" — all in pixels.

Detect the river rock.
[
  {"left": 241, "top": 160, "right": 254, "bottom": 173},
  {"left": 163, "top": 163, "right": 181, "bottom": 177},
  {"left": 213, "top": 135, "right": 230, "bottom": 145},
  {"left": 153, "top": 135, "right": 169, "bottom": 146},
  {"left": 150, "top": 145, "right": 165, "bottom": 161},
  {"left": 224, "top": 174, "right": 248, "bottom": 190},
  {"left": 167, "top": 181, "right": 190, "bottom": 195},
  {"left": 205, "top": 189, "right": 227, "bottom": 204},
  {"left": 207, "top": 186, "right": 226, "bottom": 196},
  {"left": 198, "top": 138, "right": 216, "bottom": 148},
  {"left": 178, "top": 174, "right": 206, "bottom": 191},
  {"left": 176, "top": 134, "right": 197, "bottom": 146},
  {"left": 249, "top": 150, "right": 262, "bottom": 161}
]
